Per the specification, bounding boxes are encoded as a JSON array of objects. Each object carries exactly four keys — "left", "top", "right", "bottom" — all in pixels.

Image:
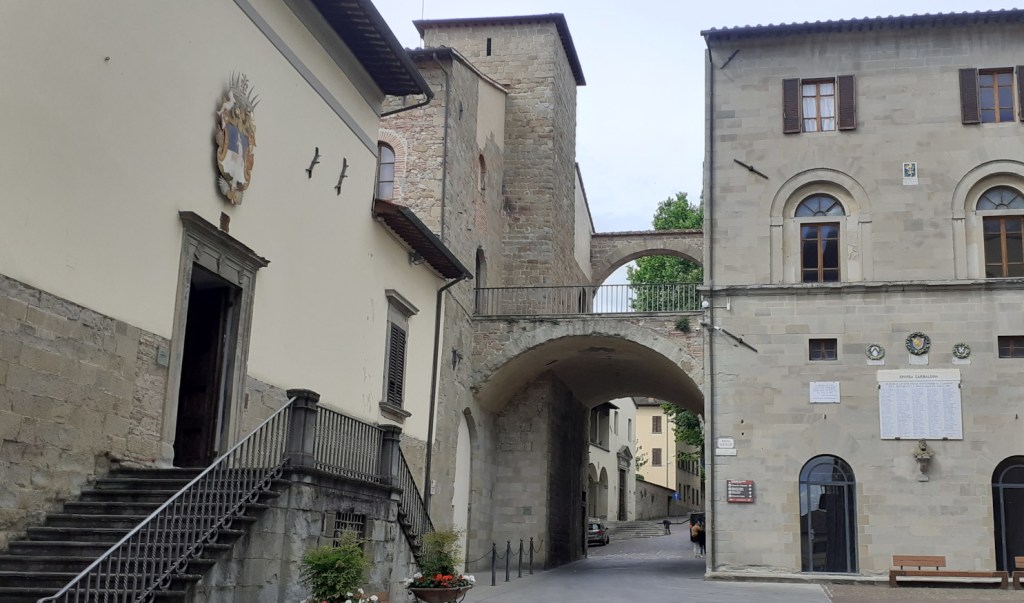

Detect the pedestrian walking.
[
  {"left": 689, "top": 518, "right": 703, "bottom": 558},
  {"left": 697, "top": 519, "right": 706, "bottom": 556}
]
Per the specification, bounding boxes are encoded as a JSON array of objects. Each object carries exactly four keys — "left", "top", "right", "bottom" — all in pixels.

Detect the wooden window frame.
[
  {"left": 983, "top": 215, "right": 1024, "bottom": 277},
  {"left": 802, "top": 79, "right": 837, "bottom": 133},
  {"left": 809, "top": 338, "right": 838, "bottom": 361},
  {"left": 961, "top": 67, "right": 1024, "bottom": 125},
  {"left": 998, "top": 335, "right": 1024, "bottom": 358},
  {"left": 784, "top": 75, "right": 856, "bottom": 133},
  {"left": 800, "top": 222, "right": 841, "bottom": 283},
  {"left": 979, "top": 68, "right": 1016, "bottom": 124}
]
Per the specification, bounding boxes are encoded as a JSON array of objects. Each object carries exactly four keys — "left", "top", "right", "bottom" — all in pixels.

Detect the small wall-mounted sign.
[
  {"left": 809, "top": 381, "right": 841, "bottom": 404},
  {"left": 716, "top": 437, "right": 735, "bottom": 449},
  {"left": 715, "top": 448, "right": 738, "bottom": 456},
  {"left": 727, "top": 480, "right": 755, "bottom": 503},
  {"left": 902, "top": 162, "right": 918, "bottom": 186}
]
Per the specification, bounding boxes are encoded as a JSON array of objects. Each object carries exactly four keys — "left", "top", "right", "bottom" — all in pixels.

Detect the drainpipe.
[
  {"left": 380, "top": 94, "right": 432, "bottom": 118},
  {"left": 703, "top": 36, "right": 717, "bottom": 571},
  {"left": 424, "top": 273, "right": 469, "bottom": 512}
]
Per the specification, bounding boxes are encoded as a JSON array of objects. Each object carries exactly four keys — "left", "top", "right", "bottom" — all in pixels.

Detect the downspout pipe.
[
  {"left": 423, "top": 272, "right": 469, "bottom": 512},
  {"left": 380, "top": 94, "right": 432, "bottom": 118},
  {"left": 703, "top": 35, "right": 717, "bottom": 571}
]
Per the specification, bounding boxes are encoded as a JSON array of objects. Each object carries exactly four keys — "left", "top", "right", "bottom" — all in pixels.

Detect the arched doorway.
[
  {"left": 799, "top": 455, "right": 857, "bottom": 573},
  {"left": 993, "top": 456, "right": 1024, "bottom": 572}
]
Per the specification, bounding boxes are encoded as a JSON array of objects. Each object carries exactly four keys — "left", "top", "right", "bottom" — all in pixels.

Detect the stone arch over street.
[
  {"left": 590, "top": 230, "right": 704, "bottom": 285},
  {"left": 467, "top": 316, "right": 703, "bottom": 570}
]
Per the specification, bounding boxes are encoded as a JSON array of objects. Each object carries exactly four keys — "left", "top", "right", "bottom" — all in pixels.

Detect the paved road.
[
  {"left": 462, "top": 528, "right": 827, "bottom": 603},
  {"left": 461, "top": 527, "right": 1020, "bottom": 603}
]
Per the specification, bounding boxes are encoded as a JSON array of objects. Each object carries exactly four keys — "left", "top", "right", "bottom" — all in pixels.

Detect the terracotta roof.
[
  {"left": 309, "top": 0, "right": 432, "bottom": 97},
  {"left": 372, "top": 199, "right": 472, "bottom": 280},
  {"left": 702, "top": 8, "right": 1024, "bottom": 40},
  {"left": 413, "top": 14, "right": 586, "bottom": 86}
]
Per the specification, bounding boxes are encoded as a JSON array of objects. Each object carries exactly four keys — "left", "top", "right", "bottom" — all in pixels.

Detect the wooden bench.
[
  {"left": 1013, "top": 556, "right": 1024, "bottom": 590},
  {"left": 889, "top": 555, "right": 1008, "bottom": 589}
]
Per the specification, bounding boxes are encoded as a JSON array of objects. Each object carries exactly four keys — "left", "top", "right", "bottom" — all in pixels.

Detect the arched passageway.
[{"left": 466, "top": 318, "right": 703, "bottom": 570}]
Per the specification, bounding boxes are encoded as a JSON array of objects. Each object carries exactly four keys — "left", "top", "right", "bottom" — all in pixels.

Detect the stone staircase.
[
  {"left": 0, "top": 467, "right": 282, "bottom": 603},
  {"left": 604, "top": 519, "right": 674, "bottom": 540}
]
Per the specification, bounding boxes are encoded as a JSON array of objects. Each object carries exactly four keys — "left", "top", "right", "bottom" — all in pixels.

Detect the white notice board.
[{"left": 877, "top": 369, "right": 962, "bottom": 440}]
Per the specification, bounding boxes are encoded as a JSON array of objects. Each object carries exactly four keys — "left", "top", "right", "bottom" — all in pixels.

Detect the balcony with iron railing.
[{"left": 474, "top": 282, "right": 701, "bottom": 317}]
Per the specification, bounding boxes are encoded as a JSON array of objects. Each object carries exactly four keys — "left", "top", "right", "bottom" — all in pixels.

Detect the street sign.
[{"left": 726, "top": 480, "right": 755, "bottom": 503}]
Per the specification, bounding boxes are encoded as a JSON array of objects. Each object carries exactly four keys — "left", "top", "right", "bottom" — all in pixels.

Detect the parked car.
[{"left": 587, "top": 521, "right": 610, "bottom": 546}]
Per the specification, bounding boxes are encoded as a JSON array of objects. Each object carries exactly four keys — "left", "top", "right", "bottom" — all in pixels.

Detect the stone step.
[
  {"left": 0, "top": 554, "right": 216, "bottom": 575},
  {"left": 5, "top": 539, "right": 233, "bottom": 558},
  {"left": 0, "top": 585, "right": 188, "bottom": 602},
  {"left": 78, "top": 488, "right": 186, "bottom": 503},
  {"left": 0, "top": 569, "right": 203, "bottom": 590},
  {"left": 61, "top": 500, "right": 271, "bottom": 516},
  {"left": 25, "top": 525, "right": 247, "bottom": 544}
]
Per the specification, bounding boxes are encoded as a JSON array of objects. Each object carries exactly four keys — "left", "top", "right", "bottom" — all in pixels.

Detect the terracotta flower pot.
[{"left": 407, "top": 585, "right": 472, "bottom": 603}]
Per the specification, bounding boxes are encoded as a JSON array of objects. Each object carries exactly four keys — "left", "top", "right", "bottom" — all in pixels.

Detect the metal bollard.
[
  {"left": 505, "top": 541, "right": 511, "bottom": 582},
  {"left": 529, "top": 536, "right": 534, "bottom": 575},
  {"left": 491, "top": 542, "right": 497, "bottom": 586},
  {"left": 518, "top": 539, "right": 524, "bottom": 578}
]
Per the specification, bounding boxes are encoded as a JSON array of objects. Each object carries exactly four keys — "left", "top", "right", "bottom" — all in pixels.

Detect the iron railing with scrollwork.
[
  {"left": 38, "top": 397, "right": 295, "bottom": 603},
  {"left": 474, "top": 283, "right": 700, "bottom": 316},
  {"left": 396, "top": 448, "right": 433, "bottom": 546}
]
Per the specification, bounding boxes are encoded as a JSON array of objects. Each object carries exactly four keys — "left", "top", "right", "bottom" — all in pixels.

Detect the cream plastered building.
[
  {"left": 703, "top": 9, "right": 1024, "bottom": 578},
  {"left": 587, "top": 398, "right": 637, "bottom": 521},
  {"left": 634, "top": 397, "right": 702, "bottom": 517},
  {"left": 0, "top": 0, "right": 469, "bottom": 548}
]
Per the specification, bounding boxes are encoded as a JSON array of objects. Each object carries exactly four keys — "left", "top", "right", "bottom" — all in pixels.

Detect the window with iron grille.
[
  {"left": 809, "top": 338, "right": 838, "bottom": 361},
  {"left": 652, "top": 415, "right": 662, "bottom": 434},
  {"left": 323, "top": 511, "right": 366, "bottom": 547},
  {"left": 998, "top": 336, "right": 1024, "bottom": 358},
  {"left": 652, "top": 448, "right": 663, "bottom": 466}
]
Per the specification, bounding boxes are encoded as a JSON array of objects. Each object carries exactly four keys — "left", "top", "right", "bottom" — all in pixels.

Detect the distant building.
[
  {"left": 587, "top": 398, "right": 637, "bottom": 521},
  {"left": 703, "top": 9, "right": 1024, "bottom": 578},
  {"left": 633, "top": 398, "right": 702, "bottom": 516}
]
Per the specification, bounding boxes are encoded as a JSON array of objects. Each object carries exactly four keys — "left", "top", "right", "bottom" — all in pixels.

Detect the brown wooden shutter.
[
  {"left": 1017, "top": 66, "right": 1024, "bottom": 121},
  {"left": 385, "top": 323, "right": 406, "bottom": 406},
  {"left": 837, "top": 75, "right": 856, "bottom": 130},
  {"left": 783, "top": 78, "right": 801, "bottom": 133},
  {"left": 959, "top": 68, "right": 981, "bottom": 124}
]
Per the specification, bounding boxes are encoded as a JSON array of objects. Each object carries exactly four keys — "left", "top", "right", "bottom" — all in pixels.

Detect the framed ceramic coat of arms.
[
  {"left": 215, "top": 73, "right": 259, "bottom": 205},
  {"left": 905, "top": 332, "right": 931, "bottom": 355}
]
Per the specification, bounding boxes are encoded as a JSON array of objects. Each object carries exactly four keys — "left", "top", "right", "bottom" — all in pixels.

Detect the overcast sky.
[{"left": 375, "top": 1, "right": 1020, "bottom": 282}]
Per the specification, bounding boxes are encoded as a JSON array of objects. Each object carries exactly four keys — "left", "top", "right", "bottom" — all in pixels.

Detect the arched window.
[
  {"left": 992, "top": 456, "right": 1024, "bottom": 571},
  {"left": 795, "top": 195, "right": 845, "bottom": 283},
  {"left": 978, "top": 186, "right": 1024, "bottom": 277},
  {"left": 376, "top": 143, "right": 395, "bottom": 200},
  {"left": 799, "top": 455, "right": 857, "bottom": 573}
]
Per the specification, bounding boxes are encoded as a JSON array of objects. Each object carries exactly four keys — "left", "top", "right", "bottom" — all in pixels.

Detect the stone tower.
[{"left": 414, "top": 15, "right": 587, "bottom": 286}]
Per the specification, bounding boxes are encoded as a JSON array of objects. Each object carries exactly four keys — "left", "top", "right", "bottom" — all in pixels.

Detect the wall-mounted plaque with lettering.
[{"left": 878, "top": 369, "right": 962, "bottom": 440}]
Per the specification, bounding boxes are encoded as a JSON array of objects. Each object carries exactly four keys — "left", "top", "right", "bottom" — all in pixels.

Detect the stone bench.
[{"left": 889, "top": 555, "right": 1008, "bottom": 589}]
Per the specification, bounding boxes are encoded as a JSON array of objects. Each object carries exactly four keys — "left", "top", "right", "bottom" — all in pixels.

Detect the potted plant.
[
  {"left": 299, "top": 531, "right": 379, "bottom": 603},
  {"left": 404, "top": 529, "right": 475, "bottom": 603}
]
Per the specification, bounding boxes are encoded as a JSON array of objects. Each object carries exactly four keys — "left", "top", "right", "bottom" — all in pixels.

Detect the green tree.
[
  {"left": 661, "top": 403, "right": 704, "bottom": 478},
  {"left": 626, "top": 193, "right": 703, "bottom": 311}
]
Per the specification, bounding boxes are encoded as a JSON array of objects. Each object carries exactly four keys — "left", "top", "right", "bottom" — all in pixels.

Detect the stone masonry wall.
[
  {"left": 190, "top": 470, "right": 415, "bottom": 603},
  {"left": 422, "top": 23, "right": 584, "bottom": 287},
  {"left": 0, "top": 274, "right": 168, "bottom": 548}
]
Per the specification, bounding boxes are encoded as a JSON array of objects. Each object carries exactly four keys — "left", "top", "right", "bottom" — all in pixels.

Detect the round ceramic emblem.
[
  {"left": 905, "top": 332, "right": 931, "bottom": 355},
  {"left": 952, "top": 342, "right": 971, "bottom": 359},
  {"left": 865, "top": 344, "right": 885, "bottom": 361}
]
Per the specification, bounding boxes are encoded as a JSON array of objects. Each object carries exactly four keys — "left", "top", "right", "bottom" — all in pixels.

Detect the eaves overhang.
[
  {"left": 414, "top": 13, "right": 586, "bottom": 86},
  {"left": 702, "top": 8, "right": 1024, "bottom": 42},
  {"left": 372, "top": 199, "right": 472, "bottom": 280},
  {"left": 309, "top": 0, "right": 432, "bottom": 98}
]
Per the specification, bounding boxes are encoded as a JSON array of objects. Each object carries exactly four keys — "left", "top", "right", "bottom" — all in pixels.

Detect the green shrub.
[{"left": 299, "top": 532, "right": 369, "bottom": 602}]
